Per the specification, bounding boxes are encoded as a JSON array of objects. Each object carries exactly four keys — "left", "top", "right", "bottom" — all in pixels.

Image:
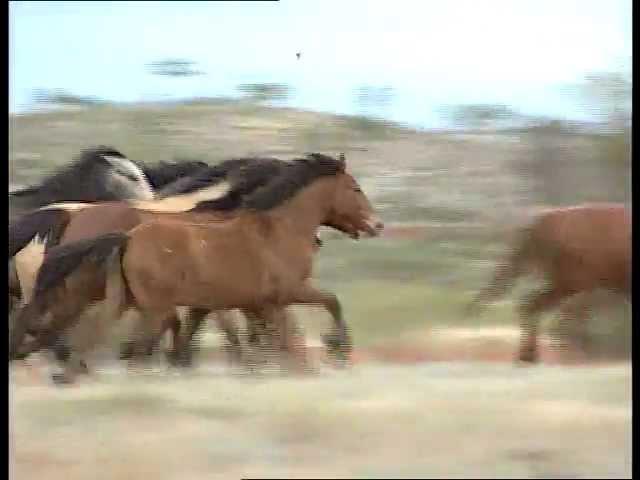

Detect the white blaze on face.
[
  {"left": 132, "top": 181, "right": 231, "bottom": 213},
  {"left": 102, "top": 155, "right": 155, "bottom": 200}
]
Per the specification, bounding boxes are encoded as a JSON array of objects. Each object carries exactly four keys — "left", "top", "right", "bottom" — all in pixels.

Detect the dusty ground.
[{"left": 10, "top": 330, "right": 631, "bottom": 480}]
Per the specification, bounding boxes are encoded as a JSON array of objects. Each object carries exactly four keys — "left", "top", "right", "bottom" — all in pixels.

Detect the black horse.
[{"left": 9, "top": 146, "right": 155, "bottom": 222}]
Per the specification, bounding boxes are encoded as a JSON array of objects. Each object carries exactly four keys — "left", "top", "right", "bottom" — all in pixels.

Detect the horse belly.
[
  {"left": 182, "top": 252, "right": 270, "bottom": 309},
  {"left": 123, "top": 235, "right": 268, "bottom": 311}
]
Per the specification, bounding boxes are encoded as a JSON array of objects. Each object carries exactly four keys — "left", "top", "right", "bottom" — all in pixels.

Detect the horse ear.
[{"left": 338, "top": 153, "right": 346, "bottom": 171}]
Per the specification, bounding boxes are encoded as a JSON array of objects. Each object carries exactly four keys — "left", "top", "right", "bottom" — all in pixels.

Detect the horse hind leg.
[
  {"left": 517, "top": 287, "right": 568, "bottom": 364},
  {"left": 272, "top": 308, "right": 311, "bottom": 375},
  {"left": 50, "top": 341, "right": 91, "bottom": 386},
  {"left": 211, "top": 309, "right": 243, "bottom": 369},
  {"left": 124, "top": 308, "right": 176, "bottom": 371}
]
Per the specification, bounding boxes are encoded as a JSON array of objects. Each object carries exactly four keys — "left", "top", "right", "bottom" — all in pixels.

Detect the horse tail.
[
  {"left": 104, "top": 237, "right": 130, "bottom": 323},
  {"left": 9, "top": 233, "right": 130, "bottom": 361},
  {"left": 31, "top": 232, "right": 129, "bottom": 300},
  {"left": 465, "top": 223, "right": 536, "bottom": 317},
  {"left": 8, "top": 208, "right": 71, "bottom": 259}
]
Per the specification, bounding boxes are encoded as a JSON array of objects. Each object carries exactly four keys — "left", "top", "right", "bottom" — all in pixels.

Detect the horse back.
[
  {"left": 529, "top": 204, "right": 630, "bottom": 292},
  {"left": 61, "top": 202, "right": 146, "bottom": 245}
]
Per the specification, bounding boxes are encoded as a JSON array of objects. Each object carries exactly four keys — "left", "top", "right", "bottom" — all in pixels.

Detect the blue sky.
[{"left": 9, "top": 0, "right": 631, "bottom": 128}]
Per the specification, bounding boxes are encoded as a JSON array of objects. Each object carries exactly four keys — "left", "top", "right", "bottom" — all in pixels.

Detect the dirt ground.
[{"left": 9, "top": 331, "right": 631, "bottom": 480}]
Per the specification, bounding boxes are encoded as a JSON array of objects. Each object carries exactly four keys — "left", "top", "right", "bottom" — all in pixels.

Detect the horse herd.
[{"left": 7, "top": 146, "right": 631, "bottom": 385}]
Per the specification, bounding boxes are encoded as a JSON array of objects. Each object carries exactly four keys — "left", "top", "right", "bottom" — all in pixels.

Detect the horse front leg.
[
  {"left": 289, "top": 282, "right": 351, "bottom": 366},
  {"left": 211, "top": 309, "right": 243, "bottom": 368},
  {"left": 255, "top": 306, "right": 311, "bottom": 375},
  {"left": 171, "top": 307, "right": 211, "bottom": 368},
  {"left": 125, "top": 308, "right": 176, "bottom": 370}
]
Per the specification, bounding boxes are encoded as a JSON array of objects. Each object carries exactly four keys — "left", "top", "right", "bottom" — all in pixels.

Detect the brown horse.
[
  {"left": 9, "top": 156, "right": 307, "bottom": 373},
  {"left": 9, "top": 155, "right": 352, "bottom": 372},
  {"left": 466, "top": 203, "right": 631, "bottom": 363},
  {"left": 10, "top": 154, "right": 383, "bottom": 381}
]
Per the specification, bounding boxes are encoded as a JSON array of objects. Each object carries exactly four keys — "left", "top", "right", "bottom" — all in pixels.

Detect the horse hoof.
[
  {"left": 176, "top": 354, "right": 193, "bottom": 369},
  {"left": 515, "top": 355, "right": 538, "bottom": 366},
  {"left": 164, "top": 350, "right": 179, "bottom": 367},
  {"left": 51, "top": 373, "right": 74, "bottom": 386},
  {"left": 119, "top": 348, "right": 134, "bottom": 361},
  {"left": 77, "top": 361, "right": 89, "bottom": 375}
]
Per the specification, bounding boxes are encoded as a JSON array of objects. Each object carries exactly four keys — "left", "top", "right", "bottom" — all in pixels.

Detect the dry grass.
[{"left": 10, "top": 360, "right": 631, "bottom": 479}]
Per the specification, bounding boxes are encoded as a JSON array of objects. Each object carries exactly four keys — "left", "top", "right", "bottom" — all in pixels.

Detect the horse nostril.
[{"left": 375, "top": 221, "right": 385, "bottom": 231}]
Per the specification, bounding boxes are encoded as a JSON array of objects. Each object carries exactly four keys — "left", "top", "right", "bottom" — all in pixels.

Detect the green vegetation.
[{"left": 9, "top": 76, "right": 630, "bottom": 357}]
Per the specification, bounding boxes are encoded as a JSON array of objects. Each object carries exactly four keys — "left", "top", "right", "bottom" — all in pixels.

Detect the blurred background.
[{"left": 9, "top": 1, "right": 632, "bottom": 479}]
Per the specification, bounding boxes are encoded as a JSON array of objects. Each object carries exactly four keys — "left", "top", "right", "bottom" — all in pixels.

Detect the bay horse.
[
  {"left": 466, "top": 203, "right": 631, "bottom": 363},
  {"left": 9, "top": 156, "right": 291, "bottom": 372},
  {"left": 9, "top": 154, "right": 383, "bottom": 382}
]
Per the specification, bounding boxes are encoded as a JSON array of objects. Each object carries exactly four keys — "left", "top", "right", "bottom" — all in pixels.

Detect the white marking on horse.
[
  {"left": 14, "top": 235, "right": 47, "bottom": 303},
  {"left": 102, "top": 155, "right": 155, "bottom": 200},
  {"left": 131, "top": 181, "right": 231, "bottom": 213}
]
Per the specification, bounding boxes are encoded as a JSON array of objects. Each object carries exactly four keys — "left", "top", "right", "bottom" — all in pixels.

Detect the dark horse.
[
  {"left": 9, "top": 148, "right": 210, "bottom": 311},
  {"left": 10, "top": 154, "right": 384, "bottom": 384},
  {"left": 466, "top": 203, "right": 631, "bottom": 363},
  {"left": 10, "top": 146, "right": 155, "bottom": 221}
]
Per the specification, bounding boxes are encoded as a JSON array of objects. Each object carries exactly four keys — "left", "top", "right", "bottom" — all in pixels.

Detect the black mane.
[
  {"left": 142, "top": 159, "right": 210, "bottom": 190},
  {"left": 241, "top": 153, "right": 345, "bottom": 211},
  {"left": 9, "top": 146, "right": 127, "bottom": 200},
  {"left": 170, "top": 157, "right": 289, "bottom": 212}
]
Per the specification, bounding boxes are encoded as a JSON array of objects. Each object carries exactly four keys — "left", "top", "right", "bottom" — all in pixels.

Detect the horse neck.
[{"left": 266, "top": 177, "right": 336, "bottom": 242}]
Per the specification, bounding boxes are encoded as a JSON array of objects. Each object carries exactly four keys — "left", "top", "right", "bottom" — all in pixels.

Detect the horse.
[
  {"left": 9, "top": 146, "right": 154, "bottom": 221},
  {"left": 8, "top": 148, "right": 209, "bottom": 308},
  {"left": 8, "top": 146, "right": 153, "bottom": 332},
  {"left": 466, "top": 203, "right": 631, "bottom": 363},
  {"left": 9, "top": 156, "right": 290, "bottom": 374},
  {"left": 9, "top": 154, "right": 384, "bottom": 384},
  {"left": 140, "top": 159, "right": 209, "bottom": 191},
  {"left": 9, "top": 154, "right": 367, "bottom": 380}
]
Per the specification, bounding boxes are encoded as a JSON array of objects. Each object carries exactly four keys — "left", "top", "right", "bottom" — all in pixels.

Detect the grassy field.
[
  {"left": 9, "top": 100, "right": 631, "bottom": 479},
  {"left": 10, "top": 362, "right": 632, "bottom": 479}
]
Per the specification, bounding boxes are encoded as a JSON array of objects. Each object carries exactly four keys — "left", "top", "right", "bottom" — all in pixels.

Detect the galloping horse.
[
  {"left": 466, "top": 203, "right": 631, "bottom": 363},
  {"left": 9, "top": 156, "right": 290, "bottom": 372},
  {"left": 10, "top": 154, "right": 383, "bottom": 383}
]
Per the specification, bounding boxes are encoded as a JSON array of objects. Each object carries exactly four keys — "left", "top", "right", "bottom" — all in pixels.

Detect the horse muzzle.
[{"left": 361, "top": 217, "right": 385, "bottom": 238}]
